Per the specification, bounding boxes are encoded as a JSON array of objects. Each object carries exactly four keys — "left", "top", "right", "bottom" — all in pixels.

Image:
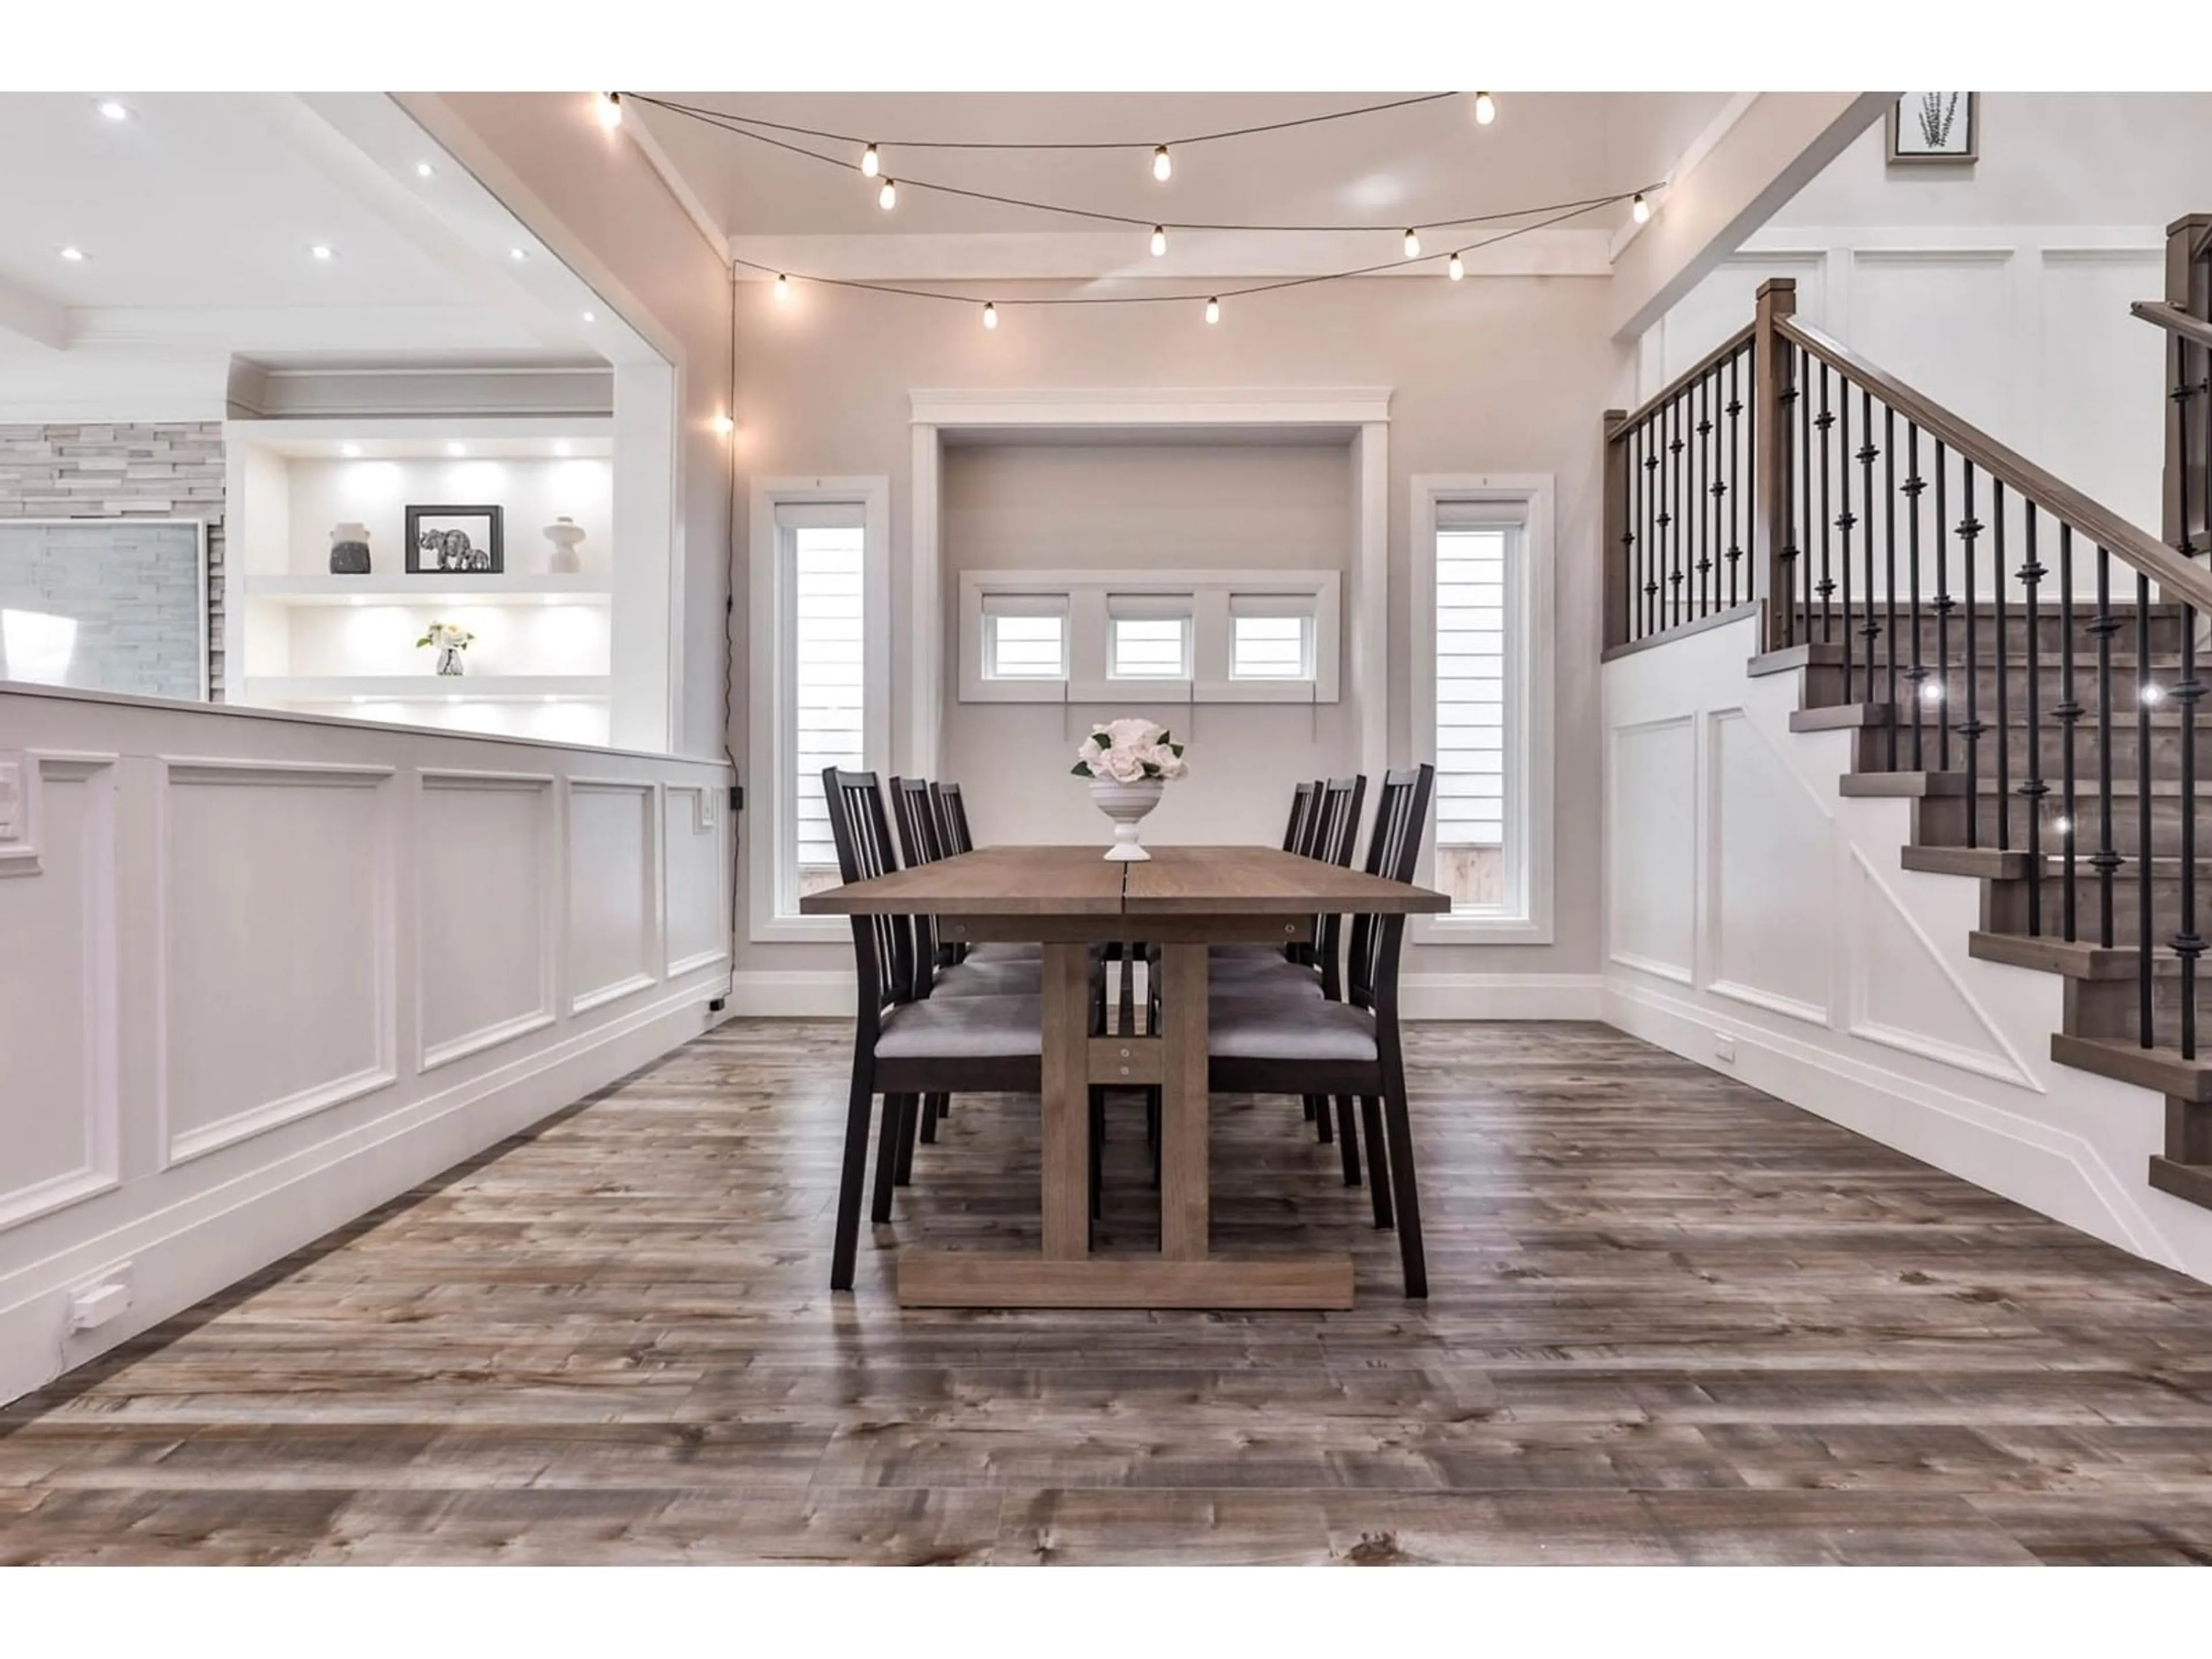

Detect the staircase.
[{"left": 1602, "top": 211, "right": 2212, "bottom": 1216}]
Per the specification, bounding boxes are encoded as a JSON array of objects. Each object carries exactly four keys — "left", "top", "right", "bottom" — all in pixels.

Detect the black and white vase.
[{"left": 328, "top": 521, "right": 372, "bottom": 575}]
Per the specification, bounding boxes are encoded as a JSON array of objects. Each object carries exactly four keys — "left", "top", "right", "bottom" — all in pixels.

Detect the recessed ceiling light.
[
  {"left": 415, "top": 162, "right": 435, "bottom": 179},
  {"left": 446, "top": 442, "right": 466, "bottom": 457},
  {"left": 310, "top": 244, "right": 334, "bottom": 261},
  {"left": 97, "top": 100, "right": 130, "bottom": 122},
  {"left": 59, "top": 246, "right": 86, "bottom": 262},
  {"left": 340, "top": 443, "right": 362, "bottom": 459},
  {"left": 509, "top": 247, "right": 528, "bottom": 262}
]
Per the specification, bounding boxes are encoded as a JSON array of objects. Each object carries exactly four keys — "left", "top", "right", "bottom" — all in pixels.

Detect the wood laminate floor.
[{"left": 6, "top": 1020, "right": 2212, "bottom": 1565}]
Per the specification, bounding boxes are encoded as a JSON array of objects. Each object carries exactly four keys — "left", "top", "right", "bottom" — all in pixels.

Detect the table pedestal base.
[{"left": 897, "top": 1250, "right": 1354, "bottom": 1310}]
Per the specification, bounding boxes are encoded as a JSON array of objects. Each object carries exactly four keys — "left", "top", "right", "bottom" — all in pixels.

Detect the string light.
[
  {"left": 982, "top": 302, "right": 998, "bottom": 330},
  {"left": 1447, "top": 251, "right": 1464, "bottom": 281},
  {"left": 878, "top": 178, "right": 897, "bottom": 210},
  {"left": 1205, "top": 296, "right": 1220, "bottom": 325},
  {"left": 1150, "top": 225, "right": 1167, "bottom": 257},
  {"left": 774, "top": 273, "right": 790, "bottom": 302},
  {"left": 596, "top": 92, "right": 622, "bottom": 131},
  {"left": 1632, "top": 192, "right": 1651, "bottom": 224},
  {"left": 1402, "top": 229, "right": 1421, "bottom": 259},
  {"left": 1472, "top": 92, "right": 1497, "bottom": 127},
  {"left": 861, "top": 143, "right": 880, "bottom": 177},
  {"left": 1152, "top": 145, "right": 1172, "bottom": 183}
]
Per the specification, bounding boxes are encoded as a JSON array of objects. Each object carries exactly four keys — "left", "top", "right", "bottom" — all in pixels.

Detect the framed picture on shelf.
[
  {"left": 404, "top": 505, "right": 505, "bottom": 574},
  {"left": 1887, "top": 93, "right": 1977, "bottom": 165}
]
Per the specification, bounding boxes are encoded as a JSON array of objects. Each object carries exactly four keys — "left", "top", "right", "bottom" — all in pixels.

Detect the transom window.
[
  {"left": 1108, "top": 597, "right": 1194, "bottom": 680},
  {"left": 1229, "top": 595, "right": 1316, "bottom": 680},
  {"left": 982, "top": 595, "right": 1068, "bottom": 681}
]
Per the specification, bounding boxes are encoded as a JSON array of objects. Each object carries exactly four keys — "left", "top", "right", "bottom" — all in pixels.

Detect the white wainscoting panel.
[
  {"left": 568, "top": 779, "right": 658, "bottom": 1013},
  {"left": 1604, "top": 611, "right": 2212, "bottom": 1287},
  {"left": 160, "top": 759, "right": 396, "bottom": 1165},
  {"left": 418, "top": 771, "right": 556, "bottom": 1071},
  {"left": 662, "top": 782, "right": 729, "bottom": 978},
  {"left": 1707, "top": 707, "right": 1832, "bottom": 1023},
  {"left": 0, "top": 684, "right": 732, "bottom": 1408},
  {"left": 0, "top": 756, "right": 119, "bottom": 1229},
  {"left": 2038, "top": 249, "right": 2166, "bottom": 533},
  {"left": 1606, "top": 715, "right": 1696, "bottom": 983}
]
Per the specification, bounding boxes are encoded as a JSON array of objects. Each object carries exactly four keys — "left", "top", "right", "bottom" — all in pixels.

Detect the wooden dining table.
[{"left": 800, "top": 843, "right": 1448, "bottom": 1311}]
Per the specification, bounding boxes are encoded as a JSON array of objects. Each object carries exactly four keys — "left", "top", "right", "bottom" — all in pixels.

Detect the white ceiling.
[{"left": 634, "top": 90, "right": 1733, "bottom": 272}]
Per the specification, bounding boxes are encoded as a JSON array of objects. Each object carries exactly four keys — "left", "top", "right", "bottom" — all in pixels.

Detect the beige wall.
[{"left": 733, "top": 272, "right": 1633, "bottom": 982}]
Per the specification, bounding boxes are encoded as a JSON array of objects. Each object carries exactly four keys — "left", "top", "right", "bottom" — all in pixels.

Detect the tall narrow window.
[
  {"left": 750, "top": 479, "right": 888, "bottom": 940},
  {"left": 1413, "top": 475, "right": 1553, "bottom": 942}
]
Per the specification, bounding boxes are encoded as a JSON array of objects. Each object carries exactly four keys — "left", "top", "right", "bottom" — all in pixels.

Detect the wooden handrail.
[
  {"left": 2132, "top": 299, "right": 2212, "bottom": 354},
  {"left": 1609, "top": 322, "right": 1755, "bottom": 440},
  {"left": 1777, "top": 313, "right": 2212, "bottom": 615}
]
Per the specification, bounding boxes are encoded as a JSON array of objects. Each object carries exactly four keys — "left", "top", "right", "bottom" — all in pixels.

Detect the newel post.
[
  {"left": 1751, "top": 277, "right": 1798, "bottom": 651},
  {"left": 1601, "top": 408, "right": 1630, "bottom": 650},
  {"left": 2162, "top": 214, "right": 2211, "bottom": 556}
]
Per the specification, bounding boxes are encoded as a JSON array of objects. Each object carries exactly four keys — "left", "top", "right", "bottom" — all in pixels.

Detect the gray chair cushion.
[
  {"left": 966, "top": 942, "right": 1041, "bottom": 963},
  {"left": 1206, "top": 957, "right": 1324, "bottom": 997},
  {"left": 877, "top": 994, "right": 1042, "bottom": 1059},
  {"left": 930, "top": 959, "right": 1043, "bottom": 997},
  {"left": 1209, "top": 994, "right": 1377, "bottom": 1062}
]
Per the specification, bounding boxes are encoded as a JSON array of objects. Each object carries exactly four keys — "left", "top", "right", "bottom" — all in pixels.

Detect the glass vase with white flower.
[
  {"left": 416, "top": 620, "right": 475, "bottom": 677},
  {"left": 1070, "top": 718, "right": 1188, "bottom": 861}
]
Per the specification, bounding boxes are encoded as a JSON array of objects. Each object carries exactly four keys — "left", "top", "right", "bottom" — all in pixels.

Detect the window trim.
[
  {"left": 956, "top": 567, "right": 1340, "bottom": 705},
  {"left": 1410, "top": 473, "right": 1555, "bottom": 945},
  {"left": 747, "top": 475, "right": 890, "bottom": 944}
]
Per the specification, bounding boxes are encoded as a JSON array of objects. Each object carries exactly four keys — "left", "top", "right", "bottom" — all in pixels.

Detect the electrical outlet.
[
  {"left": 1714, "top": 1033, "right": 1737, "bottom": 1064},
  {"left": 695, "top": 789, "right": 717, "bottom": 832},
  {"left": 67, "top": 1260, "right": 134, "bottom": 1332}
]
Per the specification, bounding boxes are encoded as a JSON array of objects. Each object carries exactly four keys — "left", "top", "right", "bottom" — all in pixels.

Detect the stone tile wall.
[{"left": 0, "top": 422, "right": 226, "bottom": 698}]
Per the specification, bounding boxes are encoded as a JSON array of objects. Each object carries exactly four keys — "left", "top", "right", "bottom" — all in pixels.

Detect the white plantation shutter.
[
  {"left": 782, "top": 508, "right": 867, "bottom": 885},
  {"left": 1434, "top": 511, "right": 1516, "bottom": 866}
]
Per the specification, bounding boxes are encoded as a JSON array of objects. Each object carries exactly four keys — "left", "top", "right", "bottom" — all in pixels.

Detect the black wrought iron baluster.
[
  {"left": 1960, "top": 459, "right": 1984, "bottom": 847},
  {"left": 2176, "top": 333, "right": 2204, "bottom": 1060},
  {"left": 1671, "top": 395, "right": 1687, "bottom": 628},
  {"left": 1816, "top": 363, "right": 1835, "bottom": 648},
  {"left": 1779, "top": 346, "right": 1801, "bottom": 646},
  {"left": 2092, "top": 549, "right": 2120, "bottom": 950},
  {"left": 1725, "top": 351, "right": 1743, "bottom": 609},
  {"left": 1854, "top": 388, "right": 1878, "bottom": 721},
  {"left": 1884, "top": 405, "right": 1900, "bottom": 770},
  {"left": 1934, "top": 442, "right": 1953, "bottom": 772},
  {"left": 1993, "top": 480, "right": 2010, "bottom": 854},
  {"left": 1693, "top": 373, "right": 1710, "bottom": 620},
  {"left": 1642, "top": 420, "right": 1660, "bottom": 639},
  {"left": 1905, "top": 425, "right": 1926, "bottom": 769},
  {"left": 1837, "top": 384, "right": 1857, "bottom": 702},
  {"left": 2057, "top": 525, "right": 2080, "bottom": 944},
  {"left": 2138, "top": 573, "right": 2154, "bottom": 1049},
  {"left": 2018, "top": 508, "right": 2045, "bottom": 935}
]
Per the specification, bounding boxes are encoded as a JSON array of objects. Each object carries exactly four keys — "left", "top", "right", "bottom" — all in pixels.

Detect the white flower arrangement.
[
  {"left": 1070, "top": 717, "right": 1188, "bottom": 784},
  {"left": 414, "top": 620, "right": 475, "bottom": 652}
]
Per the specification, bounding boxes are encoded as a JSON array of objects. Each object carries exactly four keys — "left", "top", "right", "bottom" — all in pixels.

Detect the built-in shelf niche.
[{"left": 224, "top": 416, "right": 616, "bottom": 744}]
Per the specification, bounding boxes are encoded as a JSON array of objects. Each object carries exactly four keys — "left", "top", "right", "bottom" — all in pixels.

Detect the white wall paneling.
[
  {"left": 0, "top": 683, "right": 732, "bottom": 1408},
  {"left": 567, "top": 778, "right": 660, "bottom": 1013},
  {"left": 1603, "top": 611, "right": 2212, "bottom": 1286}
]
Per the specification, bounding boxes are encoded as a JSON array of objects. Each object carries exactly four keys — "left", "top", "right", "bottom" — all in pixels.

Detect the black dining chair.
[
  {"left": 1206, "top": 764, "right": 1436, "bottom": 1296},
  {"left": 820, "top": 767, "right": 1045, "bottom": 1291}
]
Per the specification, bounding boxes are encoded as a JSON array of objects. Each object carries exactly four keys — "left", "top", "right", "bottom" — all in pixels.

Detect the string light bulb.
[
  {"left": 2143, "top": 683, "right": 2165, "bottom": 706},
  {"left": 861, "top": 143, "right": 880, "bottom": 178},
  {"left": 1152, "top": 145, "right": 1172, "bottom": 183},
  {"left": 1150, "top": 225, "right": 1167, "bottom": 257},
  {"left": 1403, "top": 228, "right": 1421, "bottom": 259},
  {"left": 1473, "top": 92, "right": 1497, "bottom": 127},
  {"left": 1631, "top": 192, "right": 1651, "bottom": 224},
  {"left": 595, "top": 93, "right": 622, "bottom": 131},
  {"left": 1204, "top": 296, "right": 1220, "bottom": 325},
  {"left": 1447, "top": 251, "right": 1464, "bottom": 282},
  {"left": 878, "top": 178, "right": 897, "bottom": 210},
  {"left": 982, "top": 302, "right": 998, "bottom": 330},
  {"left": 774, "top": 273, "right": 790, "bottom": 302},
  {"left": 712, "top": 414, "right": 735, "bottom": 437}
]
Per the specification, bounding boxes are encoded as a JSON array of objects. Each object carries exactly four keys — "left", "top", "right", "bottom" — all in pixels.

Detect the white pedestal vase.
[
  {"left": 1089, "top": 779, "right": 1164, "bottom": 861},
  {"left": 542, "top": 517, "right": 586, "bottom": 575}
]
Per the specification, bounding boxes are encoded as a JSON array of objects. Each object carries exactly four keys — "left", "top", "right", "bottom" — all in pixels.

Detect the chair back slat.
[
  {"left": 1347, "top": 764, "right": 1436, "bottom": 1013},
  {"left": 822, "top": 767, "right": 915, "bottom": 1018},
  {"left": 1281, "top": 779, "right": 1320, "bottom": 854},
  {"left": 1308, "top": 774, "right": 1368, "bottom": 987},
  {"left": 889, "top": 776, "right": 947, "bottom": 978},
  {"left": 933, "top": 781, "right": 976, "bottom": 855}
]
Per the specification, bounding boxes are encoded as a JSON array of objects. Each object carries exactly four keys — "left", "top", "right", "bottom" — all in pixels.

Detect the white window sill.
[
  {"left": 750, "top": 914, "right": 853, "bottom": 945},
  {"left": 1412, "top": 911, "right": 1554, "bottom": 946}
]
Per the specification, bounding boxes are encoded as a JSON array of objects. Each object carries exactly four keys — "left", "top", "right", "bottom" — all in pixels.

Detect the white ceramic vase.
[
  {"left": 543, "top": 517, "right": 586, "bottom": 575},
  {"left": 1089, "top": 778, "right": 1164, "bottom": 861}
]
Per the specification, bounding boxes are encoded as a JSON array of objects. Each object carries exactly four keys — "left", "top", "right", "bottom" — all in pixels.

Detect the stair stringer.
[{"left": 1603, "top": 608, "right": 2212, "bottom": 1279}]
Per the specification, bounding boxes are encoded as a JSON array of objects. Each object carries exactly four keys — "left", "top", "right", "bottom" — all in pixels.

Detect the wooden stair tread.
[
  {"left": 2051, "top": 1032, "right": 2212, "bottom": 1101},
  {"left": 1790, "top": 702, "right": 1893, "bottom": 732},
  {"left": 1968, "top": 931, "right": 2194, "bottom": 979},
  {"left": 1908, "top": 847, "right": 2212, "bottom": 878},
  {"left": 1842, "top": 771, "right": 2212, "bottom": 799},
  {"left": 1747, "top": 642, "right": 1845, "bottom": 679},
  {"left": 2148, "top": 1157, "right": 2212, "bottom": 1208}
]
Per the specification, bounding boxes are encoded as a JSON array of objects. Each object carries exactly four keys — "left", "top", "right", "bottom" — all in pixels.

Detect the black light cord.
[
  {"left": 729, "top": 189, "right": 1645, "bottom": 312},
  {"left": 625, "top": 90, "right": 1459, "bottom": 153},
  {"left": 626, "top": 92, "right": 1642, "bottom": 239}
]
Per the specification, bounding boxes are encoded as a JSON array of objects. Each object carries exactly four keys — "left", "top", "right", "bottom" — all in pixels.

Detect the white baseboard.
[
  {"left": 1604, "top": 976, "right": 2180, "bottom": 1271},
  {"left": 0, "top": 986, "right": 719, "bottom": 1409},
  {"left": 727, "top": 969, "right": 1608, "bottom": 1022},
  {"left": 1400, "top": 972, "right": 1607, "bottom": 1021}
]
